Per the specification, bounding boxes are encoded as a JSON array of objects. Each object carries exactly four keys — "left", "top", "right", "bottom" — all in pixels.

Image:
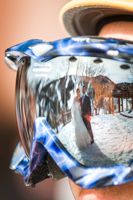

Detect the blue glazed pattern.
[
  {"left": 6, "top": 36, "right": 133, "bottom": 188},
  {"left": 10, "top": 143, "right": 29, "bottom": 182},
  {"left": 5, "top": 37, "right": 133, "bottom": 67}
]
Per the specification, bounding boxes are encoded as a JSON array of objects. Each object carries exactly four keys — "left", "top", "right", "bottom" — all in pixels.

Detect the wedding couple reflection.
[{"left": 71, "top": 85, "right": 94, "bottom": 150}]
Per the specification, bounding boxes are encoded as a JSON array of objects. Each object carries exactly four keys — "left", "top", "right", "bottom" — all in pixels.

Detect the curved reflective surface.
[{"left": 16, "top": 56, "right": 133, "bottom": 168}]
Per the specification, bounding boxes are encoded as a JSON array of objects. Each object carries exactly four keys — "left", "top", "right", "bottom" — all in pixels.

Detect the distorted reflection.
[{"left": 19, "top": 56, "right": 133, "bottom": 167}]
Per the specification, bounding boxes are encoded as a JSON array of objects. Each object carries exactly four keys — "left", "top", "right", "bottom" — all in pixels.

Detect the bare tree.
[
  {"left": 68, "top": 57, "right": 105, "bottom": 78},
  {"left": 86, "top": 60, "right": 106, "bottom": 77}
]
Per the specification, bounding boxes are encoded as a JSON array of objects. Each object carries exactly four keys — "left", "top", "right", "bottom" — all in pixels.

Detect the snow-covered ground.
[{"left": 57, "top": 114, "right": 133, "bottom": 167}]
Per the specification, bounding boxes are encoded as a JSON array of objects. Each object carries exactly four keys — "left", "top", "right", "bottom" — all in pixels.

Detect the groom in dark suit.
[{"left": 80, "top": 85, "right": 94, "bottom": 144}]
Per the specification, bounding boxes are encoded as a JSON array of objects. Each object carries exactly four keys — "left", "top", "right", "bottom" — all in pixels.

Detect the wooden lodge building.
[{"left": 113, "top": 82, "right": 133, "bottom": 113}]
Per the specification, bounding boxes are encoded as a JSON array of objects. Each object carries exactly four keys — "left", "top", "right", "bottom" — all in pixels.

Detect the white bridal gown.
[{"left": 71, "top": 98, "right": 91, "bottom": 149}]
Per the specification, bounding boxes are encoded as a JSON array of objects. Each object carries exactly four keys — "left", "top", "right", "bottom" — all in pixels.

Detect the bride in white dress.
[{"left": 71, "top": 88, "right": 91, "bottom": 149}]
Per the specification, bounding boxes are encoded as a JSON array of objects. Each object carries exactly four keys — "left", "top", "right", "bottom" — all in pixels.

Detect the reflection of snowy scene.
[{"left": 34, "top": 56, "right": 133, "bottom": 167}]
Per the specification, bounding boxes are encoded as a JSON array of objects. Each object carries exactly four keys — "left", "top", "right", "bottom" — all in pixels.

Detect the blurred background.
[{"left": 0, "top": 1, "right": 74, "bottom": 199}]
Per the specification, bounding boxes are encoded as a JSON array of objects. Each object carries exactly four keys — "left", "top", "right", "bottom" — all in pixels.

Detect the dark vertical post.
[
  {"left": 122, "top": 98, "right": 124, "bottom": 112},
  {"left": 118, "top": 97, "right": 120, "bottom": 113}
]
